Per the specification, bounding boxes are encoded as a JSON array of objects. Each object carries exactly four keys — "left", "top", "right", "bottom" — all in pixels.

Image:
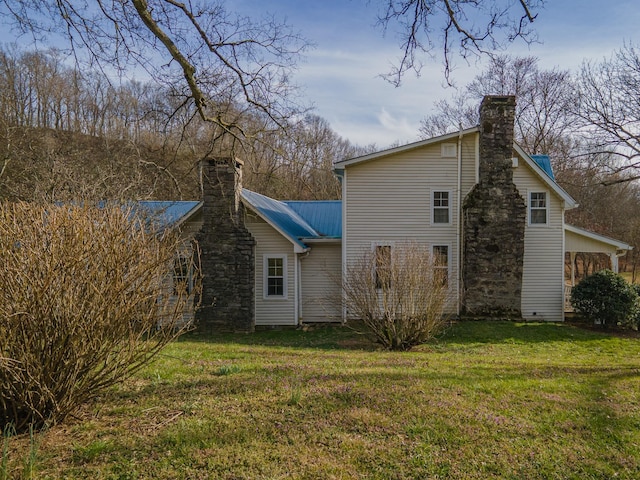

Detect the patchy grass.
[{"left": 3, "top": 321, "right": 640, "bottom": 479}]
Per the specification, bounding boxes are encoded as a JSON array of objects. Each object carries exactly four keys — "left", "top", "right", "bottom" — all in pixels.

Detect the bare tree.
[
  {"left": 376, "top": 0, "right": 544, "bottom": 85},
  {"left": 419, "top": 91, "right": 478, "bottom": 137},
  {"left": 242, "top": 114, "right": 372, "bottom": 200},
  {"left": 0, "top": 45, "right": 368, "bottom": 202},
  {"left": 0, "top": 0, "right": 309, "bottom": 143},
  {"left": 419, "top": 55, "right": 577, "bottom": 163},
  {"left": 576, "top": 43, "right": 640, "bottom": 184}
]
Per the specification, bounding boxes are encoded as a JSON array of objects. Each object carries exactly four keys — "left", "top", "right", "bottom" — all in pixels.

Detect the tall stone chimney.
[
  {"left": 195, "top": 157, "right": 255, "bottom": 332},
  {"left": 462, "top": 96, "right": 526, "bottom": 318}
]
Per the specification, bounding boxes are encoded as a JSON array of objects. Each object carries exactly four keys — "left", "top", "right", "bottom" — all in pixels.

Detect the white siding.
[
  {"left": 513, "top": 157, "right": 565, "bottom": 322},
  {"left": 343, "top": 134, "right": 569, "bottom": 322},
  {"left": 300, "top": 243, "right": 342, "bottom": 322},
  {"left": 245, "top": 214, "right": 297, "bottom": 326},
  {"left": 343, "top": 135, "right": 477, "bottom": 314}
]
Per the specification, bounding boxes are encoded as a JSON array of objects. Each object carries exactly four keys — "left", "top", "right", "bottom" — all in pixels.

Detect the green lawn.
[{"left": 4, "top": 322, "right": 640, "bottom": 479}]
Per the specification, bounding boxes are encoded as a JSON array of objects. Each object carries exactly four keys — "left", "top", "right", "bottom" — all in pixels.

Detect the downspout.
[
  {"left": 456, "top": 128, "right": 463, "bottom": 317},
  {"left": 611, "top": 250, "right": 628, "bottom": 273},
  {"left": 340, "top": 169, "right": 347, "bottom": 324},
  {"left": 298, "top": 250, "right": 310, "bottom": 325},
  {"left": 294, "top": 253, "right": 302, "bottom": 326},
  {"left": 295, "top": 252, "right": 300, "bottom": 325}
]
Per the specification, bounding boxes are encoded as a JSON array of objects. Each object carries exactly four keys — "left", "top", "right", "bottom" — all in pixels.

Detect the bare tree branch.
[
  {"left": 377, "top": 0, "right": 544, "bottom": 86},
  {"left": 0, "top": 0, "right": 309, "bottom": 145},
  {"left": 575, "top": 43, "right": 640, "bottom": 183}
]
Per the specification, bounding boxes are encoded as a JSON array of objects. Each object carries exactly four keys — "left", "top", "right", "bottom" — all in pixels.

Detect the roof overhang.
[
  {"left": 173, "top": 201, "right": 203, "bottom": 228},
  {"left": 565, "top": 224, "right": 633, "bottom": 253},
  {"left": 240, "top": 196, "right": 310, "bottom": 253}
]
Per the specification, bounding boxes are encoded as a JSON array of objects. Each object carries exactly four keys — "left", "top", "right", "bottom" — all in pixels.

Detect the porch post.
[
  {"left": 570, "top": 251, "right": 576, "bottom": 286},
  {"left": 610, "top": 253, "right": 619, "bottom": 273}
]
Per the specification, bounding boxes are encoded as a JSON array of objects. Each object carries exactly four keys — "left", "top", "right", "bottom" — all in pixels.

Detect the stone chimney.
[
  {"left": 195, "top": 157, "right": 255, "bottom": 332},
  {"left": 462, "top": 96, "right": 526, "bottom": 318}
]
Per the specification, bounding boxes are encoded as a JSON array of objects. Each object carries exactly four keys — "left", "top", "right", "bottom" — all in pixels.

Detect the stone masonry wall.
[
  {"left": 462, "top": 96, "right": 526, "bottom": 318},
  {"left": 195, "top": 158, "right": 255, "bottom": 332}
]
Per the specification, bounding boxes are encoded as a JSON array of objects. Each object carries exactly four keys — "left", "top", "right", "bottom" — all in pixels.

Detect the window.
[
  {"left": 441, "top": 143, "right": 457, "bottom": 158},
  {"left": 173, "top": 255, "right": 194, "bottom": 296},
  {"left": 375, "top": 245, "right": 392, "bottom": 289},
  {"left": 530, "top": 192, "right": 547, "bottom": 224},
  {"left": 433, "top": 191, "right": 450, "bottom": 224},
  {"left": 264, "top": 255, "right": 287, "bottom": 298},
  {"left": 433, "top": 245, "right": 449, "bottom": 287}
]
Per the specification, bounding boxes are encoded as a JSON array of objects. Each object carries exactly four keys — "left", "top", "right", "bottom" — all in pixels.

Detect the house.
[
  {"left": 176, "top": 161, "right": 343, "bottom": 330},
  {"left": 134, "top": 200, "right": 203, "bottom": 327},
  {"left": 174, "top": 95, "right": 632, "bottom": 331},
  {"left": 240, "top": 190, "right": 343, "bottom": 326},
  {"left": 335, "top": 96, "right": 633, "bottom": 322}
]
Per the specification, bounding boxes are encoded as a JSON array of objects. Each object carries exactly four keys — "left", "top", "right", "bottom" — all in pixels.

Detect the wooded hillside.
[{"left": 0, "top": 47, "right": 367, "bottom": 202}]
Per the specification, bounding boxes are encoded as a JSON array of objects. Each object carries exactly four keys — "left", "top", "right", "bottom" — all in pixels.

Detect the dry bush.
[
  {"left": 0, "top": 202, "right": 199, "bottom": 432},
  {"left": 343, "top": 243, "right": 449, "bottom": 350}
]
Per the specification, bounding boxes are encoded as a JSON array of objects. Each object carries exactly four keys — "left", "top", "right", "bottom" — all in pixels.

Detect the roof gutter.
[{"left": 300, "top": 237, "right": 342, "bottom": 244}]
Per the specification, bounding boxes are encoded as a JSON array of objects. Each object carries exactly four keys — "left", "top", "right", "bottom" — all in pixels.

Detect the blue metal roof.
[
  {"left": 241, "top": 190, "right": 343, "bottom": 249},
  {"left": 241, "top": 190, "right": 316, "bottom": 250},
  {"left": 136, "top": 201, "right": 201, "bottom": 228},
  {"left": 530, "top": 155, "right": 555, "bottom": 180},
  {"left": 284, "top": 201, "right": 342, "bottom": 238}
]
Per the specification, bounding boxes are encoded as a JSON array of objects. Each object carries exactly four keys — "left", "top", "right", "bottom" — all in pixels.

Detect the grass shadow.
[
  {"left": 437, "top": 320, "right": 618, "bottom": 344},
  {"left": 176, "top": 324, "right": 379, "bottom": 351},
  {"left": 176, "top": 320, "right": 624, "bottom": 351}
]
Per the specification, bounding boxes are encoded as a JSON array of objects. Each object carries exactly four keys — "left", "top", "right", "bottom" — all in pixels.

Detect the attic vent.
[{"left": 441, "top": 143, "right": 457, "bottom": 158}]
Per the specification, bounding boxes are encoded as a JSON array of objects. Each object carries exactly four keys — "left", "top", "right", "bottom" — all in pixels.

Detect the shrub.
[
  {"left": 342, "top": 242, "right": 449, "bottom": 350},
  {"left": 570, "top": 269, "right": 638, "bottom": 327},
  {"left": 0, "top": 202, "right": 199, "bottom": 432},
  {"left": 627, "top": 284, "right": 640, "bottom": 330}
]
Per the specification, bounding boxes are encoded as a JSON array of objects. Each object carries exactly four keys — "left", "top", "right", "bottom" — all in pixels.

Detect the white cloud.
[
  {"left": 295, "top": 45, "right": 464, "bottom": 147},
  {"left": 288, "top": 0, "right": 640, "bottom": 149},
  {"left": 376, "top": 108, "right": 415, "bottom": 141}
]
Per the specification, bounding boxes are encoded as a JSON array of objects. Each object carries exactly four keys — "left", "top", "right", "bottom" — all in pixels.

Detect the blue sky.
[{"left": 237, "top": 0, "right": 640, "bottom": 148}]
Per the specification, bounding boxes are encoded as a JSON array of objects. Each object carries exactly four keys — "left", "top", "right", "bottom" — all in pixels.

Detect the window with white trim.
[
  {"left": 264, "top": 255, "right": 287, "bottom": 298},
  {"left": 432, "top": 245, "right": 449, "bottom": 287},
  {"left": 530, "top": 192, "right": 547, "bottom": 225},
  {"left": 433, "top": 191, "right": 450, "bottom": 224}
]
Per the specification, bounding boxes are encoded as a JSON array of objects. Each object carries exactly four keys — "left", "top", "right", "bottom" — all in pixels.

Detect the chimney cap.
[
  {"left": 203, "top": 156, "right": 244, "bottom": 168},
  {"left": 480, "top": 95, "right": 516, "bottom": 108}
]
